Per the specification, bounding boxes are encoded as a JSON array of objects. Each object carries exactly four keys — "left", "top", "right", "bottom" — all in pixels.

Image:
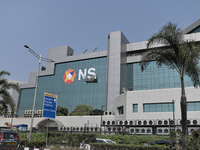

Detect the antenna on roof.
[
  {"left": 93, "top": 47, "right": 97, "bottom": 52},
  {"left": 83, "top": 49, "right": 87, "bottom": 54},
  {"left": 183, "top": 16, "right": 187, "bottom": 35}
]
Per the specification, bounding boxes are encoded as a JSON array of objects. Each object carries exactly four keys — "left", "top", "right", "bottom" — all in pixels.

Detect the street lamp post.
[
  {"left": 24, "top": 45, "right": 54, "bottom": 140},
  {"left": 172, "top": 99, "right": 176, "bottom": 131},
  {"left": 100, "top": 105, "right": 105, "bottom": 135}
]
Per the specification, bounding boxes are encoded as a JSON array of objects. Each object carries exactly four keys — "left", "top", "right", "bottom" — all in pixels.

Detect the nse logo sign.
[
  {"left": 63, "top": 68, "right": 96, "bottom": 84},
  {"left": 63, "top": 69, "right": 76, "bottom": 84}
]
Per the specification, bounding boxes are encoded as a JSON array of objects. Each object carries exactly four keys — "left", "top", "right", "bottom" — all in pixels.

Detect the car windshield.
[{"left": 4, "top": 133, "right": 17, "bottom": 139}]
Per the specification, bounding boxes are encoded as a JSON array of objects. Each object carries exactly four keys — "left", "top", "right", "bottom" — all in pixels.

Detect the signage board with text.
[{"left": 43, "top": 93, "right": 57, "bottom": 119}]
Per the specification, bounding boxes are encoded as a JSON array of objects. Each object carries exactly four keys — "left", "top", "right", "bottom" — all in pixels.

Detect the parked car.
[
  {"left": 151, "top": 140, "right": 182, "bottom": 150},
  {"left": 79, "top": 138, "right": 116, "bottom": 150},
  {"left": 96, "top": 138, "right": 116, "bottom": 144},
  {"left": 0, "top": 130, "right": 20, "bottom": 150}
]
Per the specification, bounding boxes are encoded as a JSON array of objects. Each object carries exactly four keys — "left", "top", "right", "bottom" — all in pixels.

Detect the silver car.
[{"left": 0, "top": 131, "right": 20, "bottom": 150}]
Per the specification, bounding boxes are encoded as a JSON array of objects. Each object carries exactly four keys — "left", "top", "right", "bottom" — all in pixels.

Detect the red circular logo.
[{"left": 63, "top": 69, "right": 76, "bottom": 84}]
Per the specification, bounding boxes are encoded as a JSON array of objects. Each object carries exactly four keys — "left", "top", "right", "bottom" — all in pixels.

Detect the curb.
[{"left": 18, "top": 148, "right": 50, "bottom": 150}]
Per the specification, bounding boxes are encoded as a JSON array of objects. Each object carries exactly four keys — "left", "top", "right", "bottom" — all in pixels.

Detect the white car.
[
  {"left": 79, "top": 138, "right": 116, "bottom": 150},
  {"left": 96, "top": 138, "right": 116, "bottom": 144}
]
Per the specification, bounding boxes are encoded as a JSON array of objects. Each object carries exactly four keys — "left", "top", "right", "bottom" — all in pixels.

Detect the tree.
[
  {"left": 69, "top": 104, "right": 94, "bottom": 116},
  {"left": 56, "top": 112, "right": 64, "bottom": 116},
  {"left": 89, "top": 108, "right": 104, "bottom": 115},
  {"left": 0, "top": 106, "right": 3, "bottom": 116},
  {"left": 56, "top": 106, "right": 68, "bottom": 116},
  {"left": 0, "top": 70, "right": 20, "bottom": 116},
  {"left": 139, "top": 22, "right": 200, "bottom": 150}
]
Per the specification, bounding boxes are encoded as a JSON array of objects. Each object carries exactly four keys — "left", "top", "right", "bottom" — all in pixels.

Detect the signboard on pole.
[{"left": 43, "top": 93, "right": 57, "bottom": 119}]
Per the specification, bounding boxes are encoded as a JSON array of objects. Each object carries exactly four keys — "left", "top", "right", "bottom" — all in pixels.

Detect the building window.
[
  {"left": 187, "top": 102, "right": 200, "bottom": 111},
  {"left": 129, "top": 61, "right": 195, "bottom": 91},
  {"left": 133, "top": 104, "right": 138, "bottom": 113},
  {"left": 143, "top": 103, "right": 174, "bottom": 112},
  {"left": 117, "top": 106, "right": 124, "bottom": 115}
]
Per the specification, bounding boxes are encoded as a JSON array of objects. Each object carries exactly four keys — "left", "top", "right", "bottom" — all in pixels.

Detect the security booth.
[{"left": 13, "top": 124, "right": 28, "bottom": 132}]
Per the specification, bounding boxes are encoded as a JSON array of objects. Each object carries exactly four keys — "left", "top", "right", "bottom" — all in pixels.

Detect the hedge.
[{"left": 90, "top": 143, "right": 170, "bottom": 150}]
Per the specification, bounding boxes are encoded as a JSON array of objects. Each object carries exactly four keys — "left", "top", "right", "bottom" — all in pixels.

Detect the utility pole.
[
  {"left": 100, "top": 105, "right": 105, "bottom": 135},
  {"left": 172, "top": 100, "right": 176, "bottom": 131}
]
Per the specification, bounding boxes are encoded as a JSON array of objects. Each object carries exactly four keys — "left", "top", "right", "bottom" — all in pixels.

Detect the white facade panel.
[{"left": 115, "top": 87, "right": 200, "bottom": 121}]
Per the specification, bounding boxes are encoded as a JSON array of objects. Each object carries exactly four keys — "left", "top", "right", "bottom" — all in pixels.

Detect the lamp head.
[{"left": 24, "top": 45, "right": 29, "bottom": 48}]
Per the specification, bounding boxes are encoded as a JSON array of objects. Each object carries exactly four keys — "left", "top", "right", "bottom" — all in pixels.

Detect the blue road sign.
[{"left": 43, "top": 93, "right": 57, "bottom": 119}]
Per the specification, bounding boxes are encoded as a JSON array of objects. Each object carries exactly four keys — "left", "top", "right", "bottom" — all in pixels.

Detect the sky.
[{"left": 1, "top": 0, "right": 200, "bottom": 82}]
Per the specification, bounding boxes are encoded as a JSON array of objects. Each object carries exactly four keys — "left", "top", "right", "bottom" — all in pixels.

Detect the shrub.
[
  {"left": 91, "top": 143, "right": 170, "bottom": 150},
  {"left": 20, "top": 140, "right": 46, "bottom": 148}
]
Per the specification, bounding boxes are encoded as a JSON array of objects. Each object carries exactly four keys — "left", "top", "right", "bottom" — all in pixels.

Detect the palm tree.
[
  {"left": 0, "top": 70, "right": 20, "bottom": 117},
  {"left": 140, "top": 22, "right": 200, "bottom": 150}
]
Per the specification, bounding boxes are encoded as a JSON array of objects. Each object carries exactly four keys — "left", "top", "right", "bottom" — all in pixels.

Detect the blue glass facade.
[
  {"left": 133, "top": 104, "right": 138, "bottom": 113},
  {"left": 143, "top": 103, "right": 174, "bottom": 112},
  {"left": 18, "top": 88, "right": 35, "bottom": 116},
  {"left": 127, "top": 61, "right": 193, "bottom": 91},
  {"left": 187, "top": 102, "right": 200, "bottom": 111},
  {"left": 190, "top": 26, "right": 200, "bottom": 34},
  {"left": 18, "top": 57, "right": 107, "bottom": 116}
]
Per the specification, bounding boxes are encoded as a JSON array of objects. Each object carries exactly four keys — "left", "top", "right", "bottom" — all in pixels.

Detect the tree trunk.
[{"left": 181, "top": 77, "right": 187, "bottom": 150}]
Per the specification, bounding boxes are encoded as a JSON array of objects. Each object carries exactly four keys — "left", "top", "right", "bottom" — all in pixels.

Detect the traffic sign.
[{"left": 43, "top": 93, "right": 57, "bottom": 119}]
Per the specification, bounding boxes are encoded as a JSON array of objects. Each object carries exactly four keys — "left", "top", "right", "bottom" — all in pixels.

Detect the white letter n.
[{"left": 78, "top": 69, "right": 87, "bottom": 80}]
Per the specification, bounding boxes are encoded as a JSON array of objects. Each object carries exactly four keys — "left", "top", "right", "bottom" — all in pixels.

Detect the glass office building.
[
  {"left": 18, "top": 57, "right": 107, "bottom": 116},
  {"left": 18, "top": 18, "right": 200, "bottom": 121}
]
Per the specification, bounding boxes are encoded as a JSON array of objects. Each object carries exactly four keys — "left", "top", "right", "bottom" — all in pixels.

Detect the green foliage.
[
  {"left": 188, "top": 130, "right": 200, "bottom": 150},
  {"left": 140, "top": 22, "right": 200, "bottom": 150},
  {"left": 18, "top": 132, "right": 46, "bottom": 141},
  {"left": 0, "top": 106, "right": 3, "bottom": 116},
  {"left": 20, "top": 139, "right": 29, "bottom": 147},
  {"left": 18, "top": 132, "right": 96, "bottom": 148},
  {"left": 47, "top": 132, "right": 96, "bottom": 147},
  {"left": 18, "top": 133, "right": 46, "bottom": 148},
  {"left": 140, "top": 22, "right": 200, "bottom": 89},
  {"left": 96, "top": 134, "right": 169, "bottom": 145},
  {"left": 57, "top": 112, "right": 64, "bottom": 116},
  {"left": 17, "top": 132, "right": 200, "bottom": 150},
  {"left": 169, "top": 130, "right": 176, "bottom": 141},
  {"left": 0, "top": 70, "right": 20, "bottom": 116},
  {"left": 69, "top": 104, "right": 94, "bottom": 116},
  {"left": 56, "top": 106, "right": 68, "bottom": 116},
  {"left": 89, "top": 108, "right": 104, "bottom": 115},
  {"left": 20, "top": 139, "right": 46, "bottom": 148},
  {"left": 91, "top": 143, "right": 170, "bottom": 150}
]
